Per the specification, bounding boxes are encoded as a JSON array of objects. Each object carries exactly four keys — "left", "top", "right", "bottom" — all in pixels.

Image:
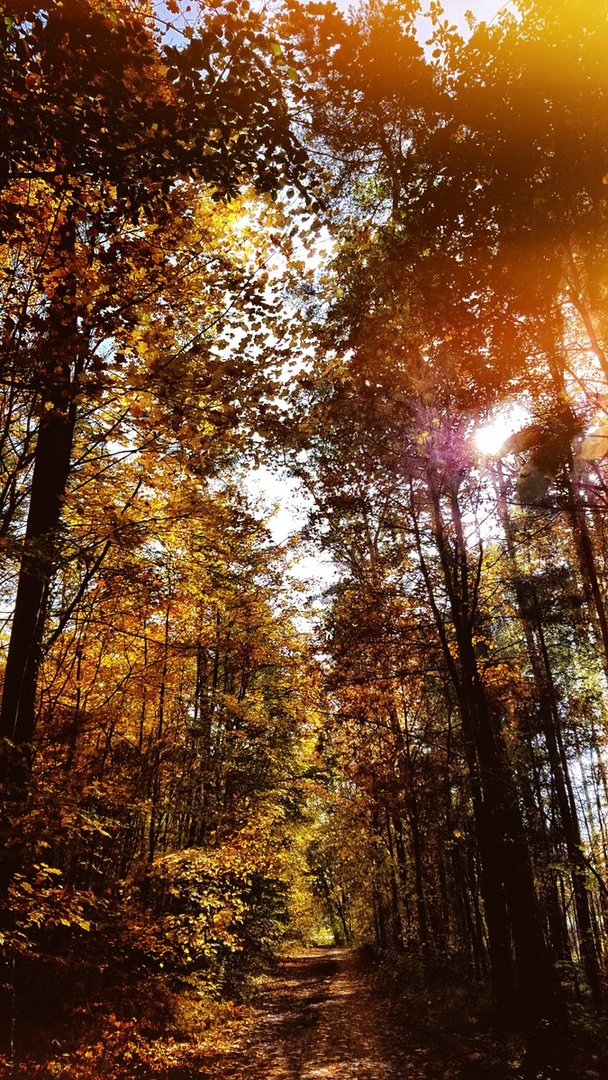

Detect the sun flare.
[{"left": 474, "top": 417, "right": 513, "bottom": 456}]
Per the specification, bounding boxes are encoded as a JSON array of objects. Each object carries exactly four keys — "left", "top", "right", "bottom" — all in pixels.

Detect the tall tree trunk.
[
  {"left": 388, "top": 699, "right": 431, "bottom": 967},
  {"left": 148, "top": 607, "right": 170, "bottom": 864},
  {"left": 530, "top": 586, "right": 603, "bottom": 1004},
  {"left": 0, "top": 387, "right": 78, "bottom": 748},
  {"left": 0, "top": 212, "right": 83, "bottom": 783},
  {"left": 420, "top": 477, "right": 558, "bottom": 1026},
  {"left": 496, "top": 465, "right": 602, "bottom": 1002},
  {"left": 410, "top": 483, "right": 517, "bottom": 1016},
  {"left": 385, "top": 812, "right": 404, "bottom": 948},
  {"left": 565, "top": 476, "right": 608, "bottom": 682},
  {"left": 0, "top": 212, "right": 84, "bottom": 1054}
]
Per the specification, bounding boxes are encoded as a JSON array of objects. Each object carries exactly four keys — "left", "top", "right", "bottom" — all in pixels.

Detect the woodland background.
[{"left": 1, "top": 0, "right": 608, "bottom": 1076}]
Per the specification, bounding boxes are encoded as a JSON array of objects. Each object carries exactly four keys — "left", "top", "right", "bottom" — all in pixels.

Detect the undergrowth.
[{"left": 367, "top": 947, "right": 608, "bottom": 1080}]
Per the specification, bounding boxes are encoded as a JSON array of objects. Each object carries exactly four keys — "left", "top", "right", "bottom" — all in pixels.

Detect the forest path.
[{"left": 201, "top": 947, "right": 442, "bottom": 1079}]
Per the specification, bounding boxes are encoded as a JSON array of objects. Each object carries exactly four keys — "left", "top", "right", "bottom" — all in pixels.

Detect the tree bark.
[
  {"left": 496, "top": 464, "right": 602, "bottom": 1003},
  {"left": 418, "top": 476, "right": 558, "bottom": 1025},
  {"left": 0, "top": 212, "right": 83, "bottom": 786}
]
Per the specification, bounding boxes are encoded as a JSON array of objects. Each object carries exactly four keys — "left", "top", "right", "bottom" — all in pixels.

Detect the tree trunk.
[
  {"left": 422, "top": 478, "right": 558, "bottom": 1026},
  {"left": 496, "top": 465, "right": 602, "bottom": 1003},
  {"left": 0, "top": 213, "right": 83, "bottom": 785}
]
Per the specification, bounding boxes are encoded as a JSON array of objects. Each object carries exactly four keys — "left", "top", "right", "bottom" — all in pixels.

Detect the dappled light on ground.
[{"left": 200, "top": 949, "right": 438, "bottom": 1079}]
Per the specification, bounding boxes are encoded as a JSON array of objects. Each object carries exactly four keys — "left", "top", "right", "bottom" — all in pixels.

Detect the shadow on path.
[{"left": 198, "top": 947, "right": 440, "bottom": 1079}]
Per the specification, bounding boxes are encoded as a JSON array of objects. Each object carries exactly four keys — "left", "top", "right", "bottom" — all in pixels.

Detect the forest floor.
[
  {"left": 198, "top": 947, "right": 496, "bottom": 1080},
  {"left": 7, "top": 947, "right": 605, "bottom": 1078}
]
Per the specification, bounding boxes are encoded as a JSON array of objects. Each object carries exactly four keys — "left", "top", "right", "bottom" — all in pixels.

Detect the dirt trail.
[{"left": 203, "top": 947, "right": 437, "bottom": 1079}]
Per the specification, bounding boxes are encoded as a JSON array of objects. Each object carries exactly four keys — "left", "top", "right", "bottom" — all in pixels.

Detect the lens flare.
[{"left": 474, "top": 418, "right": 512, "bottom": 456}]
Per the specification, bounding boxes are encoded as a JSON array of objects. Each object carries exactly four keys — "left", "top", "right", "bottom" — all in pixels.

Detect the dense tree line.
[
  {"left": 278, "top": 0, "right": 608, "bottom": 1070},
  {"left": 0, "top": 1, "right": 319, "bottom": 1072}
]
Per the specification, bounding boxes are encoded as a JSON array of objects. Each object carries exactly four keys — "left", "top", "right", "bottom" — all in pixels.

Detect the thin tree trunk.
[
  {"left": 496, "top": 465, "right": 602, "bottom": 1002},
  {"left": 530, "top": 587, "right": 602, "bottom": 1004},
  {"left": 148, "top": 608, "right": 170, "bottom": 864}
]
